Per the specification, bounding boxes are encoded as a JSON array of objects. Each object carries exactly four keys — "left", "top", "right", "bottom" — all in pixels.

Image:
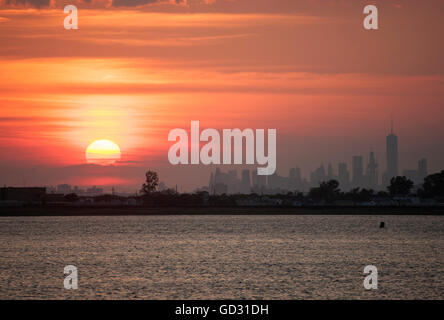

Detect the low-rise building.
[{"left": 0, "top": 187, "right": 46, "bottom": 203}]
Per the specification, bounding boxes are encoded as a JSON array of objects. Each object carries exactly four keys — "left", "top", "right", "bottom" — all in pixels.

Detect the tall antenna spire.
[{"left": 390, "top": 114, "right": 394, "bottom": 134}]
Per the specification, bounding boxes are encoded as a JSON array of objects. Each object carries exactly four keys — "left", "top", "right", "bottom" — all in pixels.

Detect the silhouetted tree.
[
  {"left": 309, "top": 180, "right": 340, "bottom": 203},
  {"left": 344, "top": 188, "right": 374, "bottom": 204},
  {"left": 64, "top": 193, "right": 79, "bottom": 202},
  {"left": 141, "top": 170, "right": 159, "bottom": 195},
  {"left": 388, "top": 176, "right": 413, "bottom": 196},
  {"left": 358, "top": 188, "right": 375, "bottom": 202},
  {"left": 348, "top": 187, "right": 361, "bottom": 204},
  {"left": 419, "top": 170, "right": 444, "bottom": 198},
  {"left": 94, "top": 194, "right": 124, "bottom": 203},
  {"left": 376, "top": 191, "right": 389, "bottom": 198}
]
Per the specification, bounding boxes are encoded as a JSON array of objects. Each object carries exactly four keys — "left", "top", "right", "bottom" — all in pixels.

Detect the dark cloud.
[
  {"left": 111, "top": 0, "right": 188, "bottom": 7},
  {"left": 2, "top": 0, "right": 190, "bottom": 8},
  {"left": 5, "top": 0, "right": 51, "bottom": 7},
  {"left": 112, "top": 0, "right": 160, "bottom": 7}
]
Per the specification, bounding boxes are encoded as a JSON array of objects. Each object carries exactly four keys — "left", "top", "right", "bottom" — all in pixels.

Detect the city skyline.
[
  {"left": 34, "top": 122, "right": 431, "bottom": 195},
  {"left": 200, "top": 121, "right": 429, "bottom": 194}
]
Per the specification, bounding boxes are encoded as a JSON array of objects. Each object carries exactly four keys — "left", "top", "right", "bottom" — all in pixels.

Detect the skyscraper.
[
  {"left": 383, "top": 120, "right": 399, "bottom": 187},
  {"left": 417, "top": 158, "right": 428, "bottom": 183},
  {"left": 327, "top": 163, "right": 334, "bottom": 180},
  {"left": 288, "top": 167, "right": 302, "bottom": 190},
  {"left": 338, "top": 162, "right": 350, "bottom": 191},
  {"left": 209, "top": 172, "right": 214, "bottom": 193},
  {"left": 310, "top": 165, "right": 326, "bottom": 186},
  {"left": 403, "top": 157, "right": 428, "bottom": 185},
  {"left": 365, "top": 151, "right": 378, "bottom": 190},
  {"left": 241, "top": 169, "right": 251, "bottom": 194},
  {"left": 352, "top": 156, "right": 364, "bottom": 188}
]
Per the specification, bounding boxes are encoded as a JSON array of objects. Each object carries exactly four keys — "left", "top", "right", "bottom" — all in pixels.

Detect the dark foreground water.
[{"left": 0, "top": 215, "right": 443, "bottom": 299}]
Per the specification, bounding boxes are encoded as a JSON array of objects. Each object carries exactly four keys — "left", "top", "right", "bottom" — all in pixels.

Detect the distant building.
[
  {"left": 327, "top": 163, "right": 335, "bottom": 180},
  {"left": 227, "top": 170, "right": 239, "bottom": 193},
  {"left": 57, "top": 184, "right": 72, "bottom": 195},
  {"left": 209, "top": 172, "right": 215, "bottom": 194},
  {"left": 338, "top": 162, "right": 350, "bottom": 191},
  {"left": 365, "top": 151, "right": 378, "bottom": 190},
  {"left": 256, "top": 174, "right": 267, "bottom": 188},
  {"left": 43, "top": 193, "right": 65, "bottom": 202},
  {"left": 310, "top": 165, "right": 326, "bottom": 186},
  {"left": 0, "top": 187, "right": 46, "bottom": 202},
  {"left": 268, "top": 172, "right": 288, "bottom": 192},
  {"left": 214, "top": 182, "right": 228, "bottom": 195},
  {"left": 85, "top": 186, "right": 103, "bottom": 196},
  {"left": 352, "top": 156, "right": 364, "bottom": 188},
  {"left": 158, "top": 182, "right": 167, "bottom": 192},
  {"left": 72, "top": 186, "right": 84, "bottom": 195},
  {"left": 402, "top": 170, "right": 418, "bottom": 184},
  {"left": 288, "top": 167, "right": 301, "bottom": 191},
  {"left": 417, "top": 158, "right": 428, "bottom": 183},
  {"left": 252, "top": 170, "right": 267, "bottom": 194},
  {"left": 402, "top": 157, "right": 428, "bottom": 185},
  {"left": 383, "top": 121, "right": 399, "bottom": 187},
  {"left": 241, "top": 169, "right": 251, "bottom": 194}
]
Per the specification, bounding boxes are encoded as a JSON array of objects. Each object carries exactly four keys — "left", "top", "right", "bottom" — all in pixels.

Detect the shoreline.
[{"left": 1, "top": 205, "right": 444, "bottom": 216}]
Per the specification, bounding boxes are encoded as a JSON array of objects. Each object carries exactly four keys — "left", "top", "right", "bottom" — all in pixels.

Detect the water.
[{"left": 0, "top": 215, "right": 443, "bottom": 299}]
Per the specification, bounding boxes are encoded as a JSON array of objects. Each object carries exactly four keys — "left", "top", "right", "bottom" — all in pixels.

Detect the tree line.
[
  {"left": 62, "top": 170, "right": 444, "bottom": 205},
  {"left": 135, "top": 170, "right": 444, "bottom": 205}
]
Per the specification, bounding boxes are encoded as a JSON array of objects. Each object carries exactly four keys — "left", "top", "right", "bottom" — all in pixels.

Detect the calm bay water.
[{"left": 0, "top": 215, "right": 443, "bottom": 299}]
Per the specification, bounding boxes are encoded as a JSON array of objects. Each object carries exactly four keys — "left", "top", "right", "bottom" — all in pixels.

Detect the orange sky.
[{"left": 0, "top": 0, "right": 443, "bottom": 191}]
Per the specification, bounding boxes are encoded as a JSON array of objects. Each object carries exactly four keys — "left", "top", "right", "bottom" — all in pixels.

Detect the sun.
[{"left": 85, "top": 139, "right": 121, "bottom": 165}]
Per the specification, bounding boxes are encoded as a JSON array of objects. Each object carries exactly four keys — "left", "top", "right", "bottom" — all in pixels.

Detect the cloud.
[
  {"left": 0, "top": 116, "right": 70, "bottom": 123},
  {"left": 1, "top": 0, "right": 214, "bottom": 8},
  {"left": 3, "top": 0, "right": 51, "bottom": 7},
  {"left": 111, "top": 0, "right": 161, "bottom": 7},
  {"left": 110, "top": 0, "right": 215, "bottom": 7}
]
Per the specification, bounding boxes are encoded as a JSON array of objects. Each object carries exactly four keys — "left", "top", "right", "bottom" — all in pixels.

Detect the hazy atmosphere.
[{"left": 1, "top": 0, "right": 443, "bottom": 192}]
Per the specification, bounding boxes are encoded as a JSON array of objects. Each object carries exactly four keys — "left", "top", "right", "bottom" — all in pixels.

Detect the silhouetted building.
[
  {"left": 72, "top": 186, "right": 84, "bottom": 195},
  {"left": 365, "top": 151, "right": 378, "bottom": 190},
  {"left": 402, "top": 170, "right": 418, "bottom": 184},
  {"left": 158, "top": 182, "right": 167, "bottom": 192},
  {"left": 352, "top": 156, "right": 364, "bottom": 188},
  {"left": 241, "top": 169, "right": 251, "bottom": 194},
  {"left": 338, "top": 162, "right": 350, "bottom": 191},
  {"left": 0, "top": 187, "right": 46, "bottom": 202},
  {"left": 86, "top": 186, "right": 103, "bottom": 196},
  {"left": 418, "top": 158, "right": 428, "bottom": 183},
  {"left": 288, "top": 167, "right": 301, "bottom": 191},
  {"left": 268, "top": 172, "right": 280, "bottom": 189},
  {"left": 327, "top": 163, "right": 335, "bottom": 180},
  {"left": 57, "top": 184, "right": 71, "bottom": 195},
  {"left": 253, "top": 170, "right": 267, "bottom": 189},
  {"left": 383, "top": 121, "right": 399, "bottom": 187},
  {"left": 209, "top": 172, "right": 215, "bottom": 194},
  {"left": 402, "top": 158, "right": 428, "bottom": 185},
  {"left": 310, "top": 165, "right": 326, "bottom": 186},
  {"left": 214, "top": 182, "right": 228, "bottom": 195},
  {"left": 227, "top": 170, "right": 239, "bottom": 193}
]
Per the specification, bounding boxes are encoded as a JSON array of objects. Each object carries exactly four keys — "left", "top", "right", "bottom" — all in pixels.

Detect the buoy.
[{"left": 379, "top": 222, "right": 385, "bottom": 228}]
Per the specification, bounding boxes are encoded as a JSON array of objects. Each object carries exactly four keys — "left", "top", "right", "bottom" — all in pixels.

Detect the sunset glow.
[
  {"left": 1, "top": 0, "right": 443, "bottom": 303},
  {"left": 0, "top": 0, "right": 443, "bottom": 191}
]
